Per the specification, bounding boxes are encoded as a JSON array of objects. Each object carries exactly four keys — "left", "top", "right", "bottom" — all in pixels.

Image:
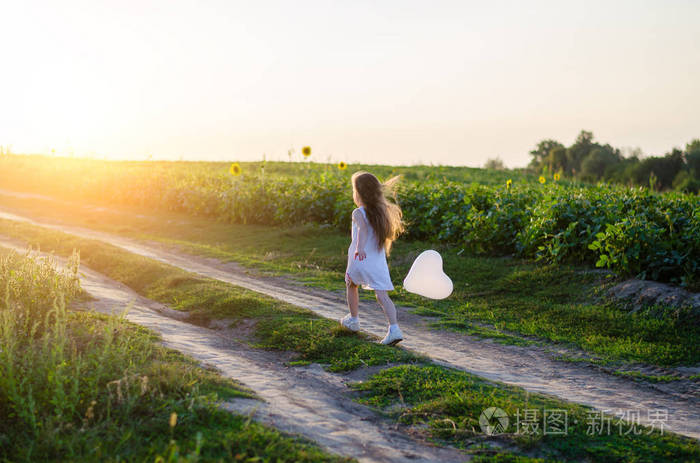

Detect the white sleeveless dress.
[{"left": 345, "top": 206, "right": 394, "bottom": 291}]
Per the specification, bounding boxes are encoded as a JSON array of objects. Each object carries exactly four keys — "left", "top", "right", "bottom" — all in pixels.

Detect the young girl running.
[{"left": 341, "top": 171, "right": 405, "bottom": 345}]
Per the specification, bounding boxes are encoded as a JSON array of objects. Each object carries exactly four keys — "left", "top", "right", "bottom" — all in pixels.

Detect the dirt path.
[
  {"left": 0, "top": 238, "right": 467, "bottom": 463},
  {"left": 1, "top": 208, "right": 699, "bottom": 440}
]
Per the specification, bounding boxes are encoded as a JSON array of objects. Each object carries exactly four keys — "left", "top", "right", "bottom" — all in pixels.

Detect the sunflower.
[
  {"left": 302, "top": 146, "right": 312, "bottom": 157},
  {"left": 338, "top": 161, "right": 347, "bottom": 170},
  {"left": 506, "top": 179, "right": 512, "bottom": 189},
  {"left": 539, "top": 176, "right": 546, "bottom": 184},
  {"left": 229, "top": 163, "right": 242, "bottom": 176},
  {"left": 553, "top": 173, "right": 561, "bottom": 181}
]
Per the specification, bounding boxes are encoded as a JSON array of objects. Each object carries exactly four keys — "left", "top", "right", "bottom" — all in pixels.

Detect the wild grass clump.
[{"left": 0, "top": 250, "right": 347, "bottom": 462}]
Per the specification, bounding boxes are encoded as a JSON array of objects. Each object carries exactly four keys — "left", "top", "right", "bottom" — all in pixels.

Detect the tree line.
[{"left": 528, "top": 131, "right": 700, "bottom": 193}]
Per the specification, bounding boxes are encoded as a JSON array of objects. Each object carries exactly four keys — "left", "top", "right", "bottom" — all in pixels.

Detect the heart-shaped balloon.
[{"left": 403, "top": 250, "right": 453, "bottom": 299}]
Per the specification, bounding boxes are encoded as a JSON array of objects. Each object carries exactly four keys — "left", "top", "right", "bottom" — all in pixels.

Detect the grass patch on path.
[
  {"left": 352, "top": 365, "right": 700, "bottom": 462},
  {"left": 0, "top": 248, "right": 349, "bottom": 462}
]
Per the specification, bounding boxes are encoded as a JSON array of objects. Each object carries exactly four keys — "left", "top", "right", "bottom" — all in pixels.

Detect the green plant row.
[
  {"left": 401, "top": 182, "right": 699, "bottom": 287},
  {"left": 1, "top": 155, "right": 698, "bottom": 286}
]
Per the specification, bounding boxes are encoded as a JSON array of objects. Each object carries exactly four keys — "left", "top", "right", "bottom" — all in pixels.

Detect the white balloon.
[{"left": 403, "top": 250, "right": 453, "bottom": 300}]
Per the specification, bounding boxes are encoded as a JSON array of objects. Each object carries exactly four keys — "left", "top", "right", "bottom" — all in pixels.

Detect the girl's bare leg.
[
  {"left": 375, "top": 290, "right": 398, "bottom": 325},
  {"left": 346, "top": 275, "right": 359, "bottom": 318}
]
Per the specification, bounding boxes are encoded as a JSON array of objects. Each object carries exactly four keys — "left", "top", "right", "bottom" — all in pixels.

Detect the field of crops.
[{"left": 3, "top": 154, "right": 698, "bottom": 287}]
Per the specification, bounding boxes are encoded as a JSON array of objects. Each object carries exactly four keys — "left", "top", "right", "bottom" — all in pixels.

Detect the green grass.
[
  {"left": 0, "top": 218, "right": 417, "bottom": 372},
  {"left": 471, "top": 455, "right": 549, "bottom": 463},
  {"left": 611, "top": 370, "right": 682, "bottom": 383},
  {"left": 0, "top": 248, "right": 349, "bottom": 462},
  {"left": 2, "top": 221, "right": 699, "bottom": 461},
  {"left": 160, "top": 240, "right": 699, "bottom": 365},
  {"left": 0, "top": 192, "right": 697, "bottom": 366},
  {"left": 351, "top": 365, "right": 700, "bottom": 462},
  {"left": 254, "top": 318, "right": 418, "bottom": 372}
]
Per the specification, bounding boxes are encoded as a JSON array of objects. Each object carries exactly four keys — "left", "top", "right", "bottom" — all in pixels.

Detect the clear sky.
[{"left": 1, "top": 0, "right": 699, "bottom": 167}]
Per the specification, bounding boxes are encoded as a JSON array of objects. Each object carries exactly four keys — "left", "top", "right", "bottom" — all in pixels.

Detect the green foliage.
[
  {"left": 631, "top": 148, "right": 686, "bottom": 190},
  {"left": 401, "top": 181, "right": 698, "bottom": 286},
  {"left": 566, "top": 130, "right": 597, "bottom": 175},
  {"left": 673, "top": 170, "right": 700, "bottom": 194},
  {"left": 528, "top": 139, "right": 564, "bottom": 170},
  {"left": 587, "top": 193, "right": 699, "bottom": 286},
  {"left": 546, "top": 145, "right": 568, "bottom": 174},
  {"left": 0, "top": 154, "right": 697, "bottom": 285},
  {"left": 580, "top": 147, "right": 621, "bottom": 181},
  {"left": 685, "top": 139, "right": 700, "bottom": 175}
]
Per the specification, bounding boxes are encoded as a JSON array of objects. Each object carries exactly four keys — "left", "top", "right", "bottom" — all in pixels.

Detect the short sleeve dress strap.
[{"left": 352, "top": 207, "right": 368, "bottom": 222}]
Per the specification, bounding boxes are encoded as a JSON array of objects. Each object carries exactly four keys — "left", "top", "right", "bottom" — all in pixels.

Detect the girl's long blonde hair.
[{"left": 351, "top": 171, "right": 405, "bottom": 255}]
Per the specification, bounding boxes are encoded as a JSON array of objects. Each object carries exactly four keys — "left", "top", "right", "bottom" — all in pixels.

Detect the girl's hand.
[{"left": 354, "top": 250, "right": 366, "bottom": 261}]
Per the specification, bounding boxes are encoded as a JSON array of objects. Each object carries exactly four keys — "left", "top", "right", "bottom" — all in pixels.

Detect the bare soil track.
[{"left": 0, "top": 206, "right": 698, "bottom": 441}]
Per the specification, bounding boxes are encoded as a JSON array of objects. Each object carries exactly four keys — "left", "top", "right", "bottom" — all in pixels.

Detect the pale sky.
[{"left": 1, "top": 0, "right": 699, "bottom": 167}]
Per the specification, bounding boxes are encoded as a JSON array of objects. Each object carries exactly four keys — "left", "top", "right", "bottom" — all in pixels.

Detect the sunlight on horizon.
[{"left": 1, "top": 0, "right": 699, "bottom": 167}]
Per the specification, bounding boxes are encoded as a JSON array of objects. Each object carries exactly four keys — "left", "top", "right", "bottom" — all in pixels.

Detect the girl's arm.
[{"left": 352, "top": 208, "right": 368, "bottom": 261}]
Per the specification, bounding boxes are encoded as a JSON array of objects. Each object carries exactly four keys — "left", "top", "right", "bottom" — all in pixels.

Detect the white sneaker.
[
  {"left": 340, "top": 314, "right": 360, "bottom": 332},
  {"left": 380, "top": 326, "right": 403, "bottom": 346}
]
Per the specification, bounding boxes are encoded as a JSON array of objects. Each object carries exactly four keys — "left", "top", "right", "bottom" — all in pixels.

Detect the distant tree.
[
  {"left": 529, "top": 139, "right": 564, "bottom": 170},
  {"left": 547, "top": 146, "right": 568, "bottom": 173},
  {"left": 484, "top": 157, "right": 505, "bottom": 170},
  {"left": 566, "top": 130, "right": 595, "bottom": 175},
  {"left": 523, "top": 132, "right": 698, "bottom": 190},
  {"left": 660, "top": 148, "right": 685, "bottom": 188},
  {"left": 672, "top": 170, "right": 700, "bottom": 194},
  {"left": 631, "top": 148, "right": 684, "bottom": 190},
  {"left": 580, "top": 147, "right": 621, "bottom": 180},
  {"left": 685, "top": 139, "right": 700, "bottom": 176},
  {"left": 622, "top": 147, "right": 644, "bottom": 161},
  {"left": 604, "top": 156, "right": 640, "bottom": 184}
]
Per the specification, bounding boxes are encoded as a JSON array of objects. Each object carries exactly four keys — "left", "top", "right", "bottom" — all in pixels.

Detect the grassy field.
[
  {"left": 0, "top": 248, "right": 350, "bottom": 462},
  {"left": 0, "top": 193, "right": 698, "bottom": 367},
  {"left": 1, "top": 220, "right": 699, "bottom": 462},
  {"left": 1, "top": 155, "right": 699, "bottom": 460}
]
